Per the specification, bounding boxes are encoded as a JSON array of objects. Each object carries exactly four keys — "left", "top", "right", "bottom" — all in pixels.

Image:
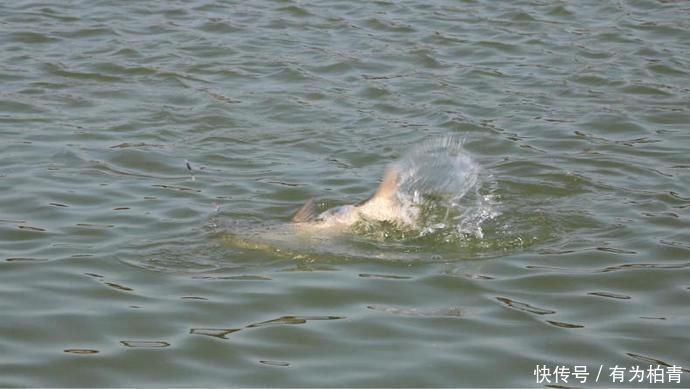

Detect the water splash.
[
  {"left": 212, "top": 136, "right": 504, "bottom": 261},
  {"left": 354, "top": 136, "right": 499, "bottom": 242}
]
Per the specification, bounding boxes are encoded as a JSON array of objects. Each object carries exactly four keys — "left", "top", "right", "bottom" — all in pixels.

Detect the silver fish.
[{"left": 291, "top": 166, "right": 419, "bottom": 231}]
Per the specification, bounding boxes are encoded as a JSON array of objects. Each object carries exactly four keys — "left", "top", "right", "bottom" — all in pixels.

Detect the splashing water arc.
[
  {"left": 387, "top": 136, "right": 497, "bottom": 241},
  {"left": 397, "top": 136, "right": 480, "bottom": 202}
]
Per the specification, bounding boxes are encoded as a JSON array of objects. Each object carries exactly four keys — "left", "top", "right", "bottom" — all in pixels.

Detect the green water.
[{"left": 1, "top": 0, "right": 689, "bottom": 387}]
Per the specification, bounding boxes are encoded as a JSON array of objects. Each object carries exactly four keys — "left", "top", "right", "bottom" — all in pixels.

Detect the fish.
[
  {"left": 291, "top": 165, "right": 419, "bottom": 231},
  {"left": 213, "top": 136, "right": 491, "bottom": 261}
]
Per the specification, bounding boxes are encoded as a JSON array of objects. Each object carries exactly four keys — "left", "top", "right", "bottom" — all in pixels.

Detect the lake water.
[{"left": 1, "top": 0, "right": 689, "bottom": 387}]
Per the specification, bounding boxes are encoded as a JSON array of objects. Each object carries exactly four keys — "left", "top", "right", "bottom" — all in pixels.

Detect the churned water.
[
  {"left": 215, "top": 136, "right": 498, "bottom": 262},
  {"left": 1, "top": 0, "right": 689, "bottom": 387}
]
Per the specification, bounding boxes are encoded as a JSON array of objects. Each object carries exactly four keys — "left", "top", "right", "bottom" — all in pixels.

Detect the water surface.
[{"left": 1, "top": 0, "right": 689, "bottom": 386}]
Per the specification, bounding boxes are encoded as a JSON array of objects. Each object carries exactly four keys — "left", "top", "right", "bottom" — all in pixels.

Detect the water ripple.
[
  {"left": 1, "top": 0, "right": 689, "bottom": 386},
  {"left": 496, "top": 296, "right": 556, "bottom": 315},
  {"left": 190, "top": 315, "right": 345, "bottom": 340}
]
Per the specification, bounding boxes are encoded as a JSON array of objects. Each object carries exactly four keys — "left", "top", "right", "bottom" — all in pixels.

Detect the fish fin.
[
  {"left": 292, "top": 198, "right": 317, "bottom": 223},
  {"left": 372, "top": 166, "right": 399, "bottom": 202}
]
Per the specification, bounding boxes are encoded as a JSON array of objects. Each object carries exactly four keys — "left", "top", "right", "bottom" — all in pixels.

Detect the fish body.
[{"left": 291, "top": 167, "right": 418, "bottom": 230}]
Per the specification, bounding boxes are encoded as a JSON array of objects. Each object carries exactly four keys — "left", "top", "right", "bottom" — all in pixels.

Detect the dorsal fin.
[
  {"left": 372, "top": 166, "right": 399, "bottom": 202},
  {"left": 292, "top": 198, "right": 317, "bottom": 223}
]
